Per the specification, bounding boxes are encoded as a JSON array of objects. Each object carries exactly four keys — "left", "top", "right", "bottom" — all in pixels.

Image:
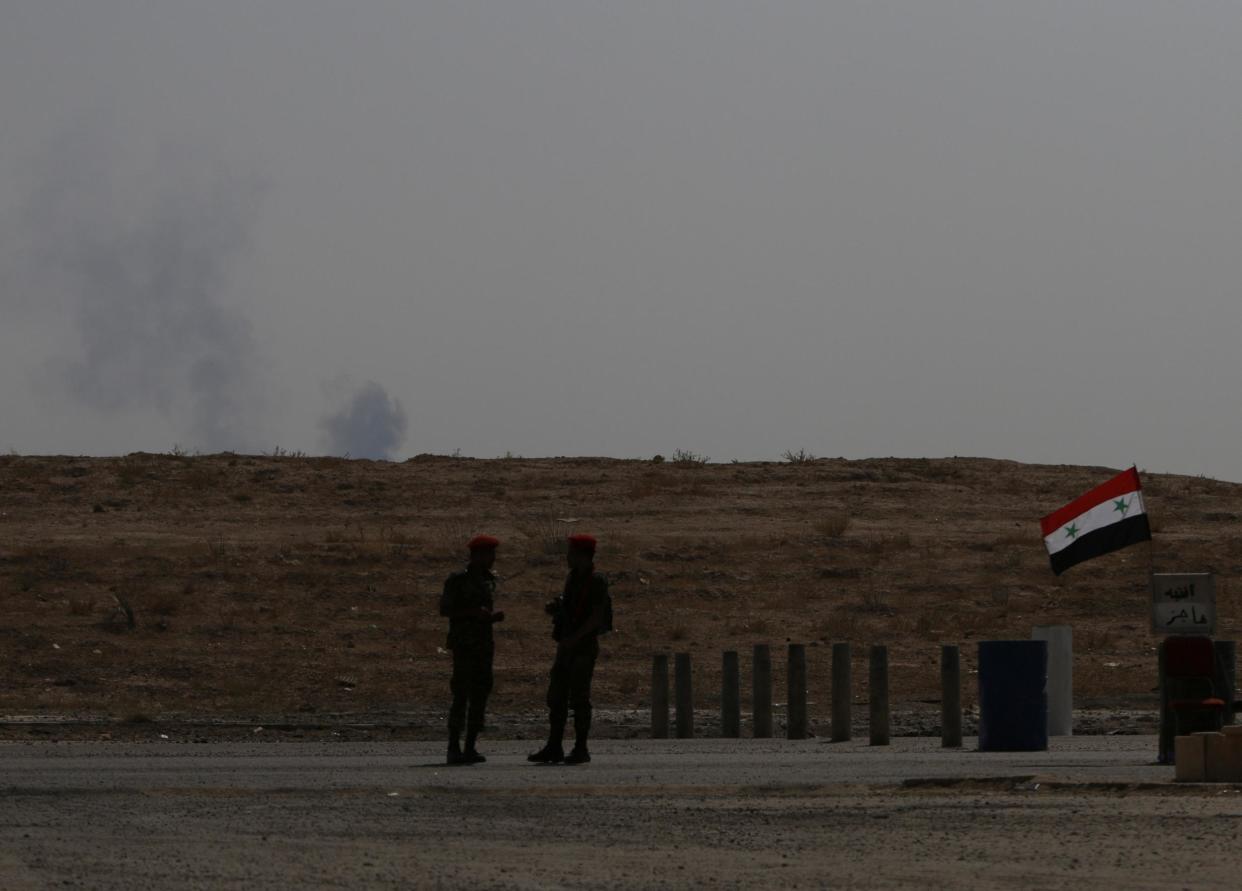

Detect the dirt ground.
[
  {"left": 1, "top": 737, "right": 1237, "bottom": 890},
  {"left": 1, "top": 453, "right": 1238, "bottom": 735}
]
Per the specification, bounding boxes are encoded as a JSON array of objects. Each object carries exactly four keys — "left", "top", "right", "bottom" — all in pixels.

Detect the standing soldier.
[
  {"left": 528, "top": 533, "right": 611, "bottom": 765},
  {"left": 440, "top": 534, "right": 505, "bottom": 765}
]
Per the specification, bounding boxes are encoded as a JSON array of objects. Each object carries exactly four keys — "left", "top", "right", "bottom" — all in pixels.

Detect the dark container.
[{"left": 977, "top": 640, "right": 1048, "bottom": 752}]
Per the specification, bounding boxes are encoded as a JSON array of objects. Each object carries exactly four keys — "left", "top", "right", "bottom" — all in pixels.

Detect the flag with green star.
[{"left": 1039, "top": 467, "right": 1151, "bottom": 575}]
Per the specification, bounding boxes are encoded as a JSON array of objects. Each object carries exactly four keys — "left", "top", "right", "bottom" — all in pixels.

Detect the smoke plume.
[
  {"left": 319, "top": 381, "right": 408, "bottom": 460},
  {"left": 9, "top": 126, "right": 268, "bottom": 452}
]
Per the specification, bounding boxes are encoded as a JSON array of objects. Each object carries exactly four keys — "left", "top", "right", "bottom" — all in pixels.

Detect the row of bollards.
[{"left": 652, "top": 643, "right": 964, "bottom": 747}]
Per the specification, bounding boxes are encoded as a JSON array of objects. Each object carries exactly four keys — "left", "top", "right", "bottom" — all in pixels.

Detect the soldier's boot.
[
  {"left": 464, "top": 728, "right": 486, "bottom": 764},
  {"left": 564, "top": 722, "right": 591, "bottom": 765},
  {"left": 527, "top": 743, "right": 563, "bottom": 763},
  {"left": 446, "top": 737, "right": 468, "bottom": 766},
  {"left": 527, "top": 714, "right": 566, "bottom": 763}
]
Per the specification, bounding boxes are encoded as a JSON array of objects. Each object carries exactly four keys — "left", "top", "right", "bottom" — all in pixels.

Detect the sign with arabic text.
[{"left": 1150, "top": 573, "right": 1215, "bottom": 635}]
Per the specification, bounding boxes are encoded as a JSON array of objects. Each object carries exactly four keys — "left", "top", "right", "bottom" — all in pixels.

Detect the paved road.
[
  {"left": 0, "top": 735, "right": 1173, "bottom": 790},
  {"left": 2, "top": 737, "right": 1236, "bottom": 889}
]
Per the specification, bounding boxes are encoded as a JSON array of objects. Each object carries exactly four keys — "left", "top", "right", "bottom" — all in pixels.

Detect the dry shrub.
[
  {"left": 526, "top": 517, "right": 571, "bottom": 555},
  {"left": 671, "top": 449, "right": 709, "bottom": 466},
  {"left": 815, "top": 512, "right": 850, "bottom": 538},
  {"left": 429, "top": 521, "right": 475, "bottom": 558},
  {"left": 859, "top": 590, "right": 892, "bottom": 614}
]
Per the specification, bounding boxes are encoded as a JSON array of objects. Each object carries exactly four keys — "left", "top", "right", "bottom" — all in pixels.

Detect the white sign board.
[{"left": 1151, "top": 573, "right": 1215, "bottom": 635}]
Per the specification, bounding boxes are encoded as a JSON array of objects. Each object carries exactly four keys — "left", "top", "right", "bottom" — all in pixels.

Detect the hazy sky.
[{"left": 2, "top": 3, "right": 1240, "bottom": 473}]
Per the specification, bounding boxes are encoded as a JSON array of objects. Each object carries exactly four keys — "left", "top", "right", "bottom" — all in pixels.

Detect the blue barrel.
[{"left": 977, "top": 640, "right": 1048, "bottom": 751}]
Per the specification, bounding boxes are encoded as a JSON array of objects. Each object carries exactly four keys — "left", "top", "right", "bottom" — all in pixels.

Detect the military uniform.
[
  {"left": 546, "top": 570, "right": 608, "bottom": 747},
  {"left": 440, "top": 564, "right": 497, "bottom": 759},
  {"left": 530, "top": 533, "right": 609, "bottom": 765}
]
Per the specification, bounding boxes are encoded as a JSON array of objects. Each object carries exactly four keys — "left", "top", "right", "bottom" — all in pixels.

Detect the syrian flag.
[{"left": 1040, "top": 467, "right": 1151, "bottom": 575}]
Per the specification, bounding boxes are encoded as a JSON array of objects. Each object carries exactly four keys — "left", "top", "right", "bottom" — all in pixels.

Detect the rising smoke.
[
  {"left": 319, "top": 381, "right": 408, "bottom": 460},
  {"left": 8, "top": 125, "right": 269, "bottom": 452}
]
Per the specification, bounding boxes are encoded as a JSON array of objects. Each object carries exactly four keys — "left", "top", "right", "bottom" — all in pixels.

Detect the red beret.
[
  {"left": 467, "top": 534, "right": 500, "bottom": 551},
  {"left": 567, "top": 533, "right": 597, "bottom": 553}
]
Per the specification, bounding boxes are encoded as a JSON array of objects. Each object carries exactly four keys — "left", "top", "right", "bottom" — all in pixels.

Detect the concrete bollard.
[
  {"left": 1175, "top": 734, "right": 1206, "bottom": 782},
  {"left": 753, "top": 644, "right": 773, "bottom": 739},
  {"left": 787, "top": 644, "right": 808, "bottom": 740},
  {"left": 675, "top": 652, "right": 694, "bottom": 739},
  {"left": 941, "top": 644, "right": 962, "bottom": 748},
  {"left": 1203, "top": 732, "right": 1228, "bottom": 783},
  {"left": 1032, "top": 625, "right": 1073, "bottom": 736},
  {"left": 1222, "top": 725, "right": 1242, "bottom": 783},
  {"left": 869, "top": 645, "right": 889, "bottom": 746},
  {"left": 721, "top": 651, "right": 741, "bottom": 738},
  {"left": 831, "top": 642, "right": 852, "bottom": 742},
  {"left": 651, "top": 654, "right": 669, "bottom": 739}
]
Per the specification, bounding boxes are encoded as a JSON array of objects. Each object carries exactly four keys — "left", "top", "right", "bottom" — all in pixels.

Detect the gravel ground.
[{"left": 3, "top": 736, "right": 1239, "bottom": 889}]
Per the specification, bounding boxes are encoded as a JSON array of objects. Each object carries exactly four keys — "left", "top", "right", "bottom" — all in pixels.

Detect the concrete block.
[
  {"left": 1175, "top": 734, "right": 1206, "bottom": 782},
  {"left": 1202, "top": 732, "right": 1228, "bottom": 782},
  {"left": 1032, "top": 625, "right": 1073, "bottom": 735},
  {"left": 1221, "top": 733, "right": 1242, "bottom": 783}
]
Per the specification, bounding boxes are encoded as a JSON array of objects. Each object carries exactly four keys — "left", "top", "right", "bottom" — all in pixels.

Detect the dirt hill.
[{"left": 2, "top": 453, "right": 1237, "bottom": 737}]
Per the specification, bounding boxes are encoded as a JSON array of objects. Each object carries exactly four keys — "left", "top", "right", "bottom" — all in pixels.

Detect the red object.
[
  {"left": 567, "top": 533, "right": 597, "bottom": 553},
  {"left": 1164, "top": 635, "right": 1226, "bottom": 732},
  {"left": 467, "top": 534, "right": 500, "bottom": 551},
  {"left": 1040, "top": 466, "right": 1142, "bottom": 536}
]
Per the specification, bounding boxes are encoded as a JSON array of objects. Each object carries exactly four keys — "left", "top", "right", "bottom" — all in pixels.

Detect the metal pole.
[
  {"left": 651, "top": 654, "right": 669, "bottom": 739},
  {"left": 869, "top": 645, "right": 889, "bottom": 746},
  {"left": 721, "top": 651, "right": 740, "bottom": 738},
  {"left": 675, "top": 652, "right": 694, "bottom": 739},
  {"left": 752, "top": 644, "right": 772, "bottom": 739},
  {"left": 1157, "top": 640, "right": 1172, "bottom": 763},
  {"left": 787, "top": 644, "right": 808, "bottom": 740},
  {"left": 831, "top": 642, "right": 852, "bottom": 742},
  {"left": 941, "top": 644, "right": 962, "bottom": 748}
]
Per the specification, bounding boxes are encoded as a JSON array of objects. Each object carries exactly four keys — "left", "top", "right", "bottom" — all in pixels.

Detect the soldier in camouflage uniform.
[
  {"left": 440, "top": 534, "right": 505, "bottom": 765},
  {"left": 528, "top": 533, "right": 609, "bottom": 765}
]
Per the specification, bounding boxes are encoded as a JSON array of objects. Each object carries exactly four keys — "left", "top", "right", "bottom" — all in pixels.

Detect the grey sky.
[{"left": 2, "top": 2, "right": 1240, "bottom": 475}]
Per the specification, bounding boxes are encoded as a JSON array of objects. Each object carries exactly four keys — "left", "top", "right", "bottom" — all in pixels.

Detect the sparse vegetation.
[
  {"left": 671, "top": 449, "right": 709, "bottom": 466},
  {"left": 814, "top": 512, "right": 850, "bottom": 538},
  {"left": 529, "top": 517, "right": 572, "bottom": 555},
  {"left": 0, "top": 452, "right": 1224, "bottom": 725},
  {"left": 859, "top": 589, "right": 892, "bottom": 614},
  {"left": 781, "top": 448, "right": 816, "bottom": 464}
]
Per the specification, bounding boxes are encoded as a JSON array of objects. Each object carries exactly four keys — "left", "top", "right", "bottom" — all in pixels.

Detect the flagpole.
[{"left": 1137, "top": 464, "right": 1155, "bottom": 578}]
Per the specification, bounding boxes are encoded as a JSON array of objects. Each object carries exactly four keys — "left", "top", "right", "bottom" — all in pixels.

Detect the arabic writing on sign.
[
  {"left": 1165, "top": 584, "right": 1196, "bottom": 601},
  {"left": 1165, "top": 606, "right": 1210, "bottom": 626},
  {"left": 1150, "top": 573, "right": 1216, "bottom": 636}
]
